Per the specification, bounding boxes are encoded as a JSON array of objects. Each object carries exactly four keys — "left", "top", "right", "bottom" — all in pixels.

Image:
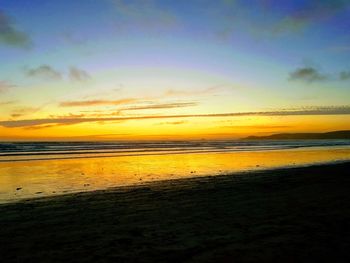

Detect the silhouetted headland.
[{"left": 245, "top": 130, "right": 350, "bottom": 140}]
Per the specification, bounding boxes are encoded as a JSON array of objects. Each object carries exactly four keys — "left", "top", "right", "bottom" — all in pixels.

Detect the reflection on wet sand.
[{"left": 0, "top": 147, "right": 350, "bottom": 203}]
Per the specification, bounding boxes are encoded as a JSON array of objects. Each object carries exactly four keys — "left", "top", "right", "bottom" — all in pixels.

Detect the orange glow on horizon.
[{"left": 1, "top": 114, "right": 350, "bottom": 141}]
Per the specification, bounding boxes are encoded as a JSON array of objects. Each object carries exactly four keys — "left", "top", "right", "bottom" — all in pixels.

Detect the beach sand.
[{"left": 1, "top": 162, "right": 350, "bottom": 262}]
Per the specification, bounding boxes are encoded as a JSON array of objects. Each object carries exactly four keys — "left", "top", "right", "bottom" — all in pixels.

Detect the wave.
[{"left": 1, "top": 140, "right": 350, "bottom": 162}]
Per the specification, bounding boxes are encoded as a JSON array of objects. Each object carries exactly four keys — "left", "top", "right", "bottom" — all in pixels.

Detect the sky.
[{"left": 1, "top": 0, "right": 350, "bottom": 140}]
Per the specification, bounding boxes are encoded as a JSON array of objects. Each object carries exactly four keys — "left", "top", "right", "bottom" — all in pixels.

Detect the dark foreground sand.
[{"left": 1, "top": 162, "right": 350, "bottom": 263}]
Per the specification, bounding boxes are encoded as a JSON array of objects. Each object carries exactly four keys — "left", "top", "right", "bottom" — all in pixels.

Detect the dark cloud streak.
[
  {"left": 289, "top": 66, "right": 350, "bottom": 83},
  {"left": 25, "top": 65, "right": 62, "bottom": 80},
  {"left": 69, "top": 67, "right": 90, "bottom": 82},
  {"left": 288, "top": 67, "right": 328, "bottom": 83},
  {"left": 2, "top": 106, "right": 350, "bottom": 128},
  {"left": 59, "top": 98, "right": 137, "bottom": 107},
  {"left": 275, "top": 0, "right": 350, "bottom": 32},
  {"left": 121, "top": 102, "right": 197, "bottom": 111}
]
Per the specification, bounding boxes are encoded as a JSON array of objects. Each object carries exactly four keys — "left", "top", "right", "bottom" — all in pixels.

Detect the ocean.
[
  {"left": 1, "top": 139, "right": 350, "bottom": 162},
  {"left": 0, "top": 140, "right": 350, "bottom": 203}
]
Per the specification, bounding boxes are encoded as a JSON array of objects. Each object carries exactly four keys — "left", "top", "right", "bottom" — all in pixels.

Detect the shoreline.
[
  {"left": 1, "top": 158, "right": 349, "bottom": 205},
  {"left": 2, "top": 144, "right": 350, "bottom": 163},
  {"left": 1, "top": 161, "right": 350, "bottom": 262}
]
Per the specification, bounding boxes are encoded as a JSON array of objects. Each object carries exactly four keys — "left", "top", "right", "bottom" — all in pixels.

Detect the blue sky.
[{"left": 1, "top": 0, "right": 350, "bottom": 139}]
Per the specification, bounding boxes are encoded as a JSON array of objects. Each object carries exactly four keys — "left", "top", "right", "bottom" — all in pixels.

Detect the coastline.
[
  {"left": 2, "top": 146, "right": 350, "bottom": 203},
  {"left": 1, "top": 161, "right": 350, "bottom": 262}
]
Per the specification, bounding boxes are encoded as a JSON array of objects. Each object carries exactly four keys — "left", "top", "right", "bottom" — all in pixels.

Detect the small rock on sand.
[{"left": 16, "top": 187, "right": 22, "bottom": 191}]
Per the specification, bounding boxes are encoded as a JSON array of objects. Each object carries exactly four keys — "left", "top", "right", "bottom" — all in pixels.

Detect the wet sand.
[
  {"left": 2, "top": 147, "right": 350, "bottom": 203},
  {"left": 1, "top": 162, "right": 350, "bottom": 262}
]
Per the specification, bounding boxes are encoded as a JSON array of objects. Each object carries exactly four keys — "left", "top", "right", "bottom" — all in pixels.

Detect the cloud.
[
  {"left": 24, "top": 122, "right": 80, "bottom": 130},
  {"left": 339, "top": 71, "right": 350, "bottom": 81},
  {"left": 218, "top": 0, "right": 350, "bottom": 38},
  {"left": 69, "top": 67, "right": 91, "bottom": 82},
  {"left": 0, "top": 10, "right": 32, "bottom": 48},
  {"left": 49, "top": 113, "right": 86, "bottom": 119},
  {"left": 10, "top": 106, "right": 41, "bottom": 119},
  {"left": 289, "top": 66, "right": 350, "bottom": 83},
  {"left": 25, "top": 65, "right": 92, "bottom": 81},
  {"left": 291, "top": 1, "right": 348, "bottom": 21},
  {"left": 275, "top": 1, "right": 348, "bottom": 31},
  {"left": 59, "top": 99, "right": 197, "bottom": 113},
  {"left": 56, "top": 105, "right": 194, "bottom": 119},
  {"left": 288, "top": 67, "right": 328, "bottom": 83},
  {"left": 59, "top": 98, "right": 137, "bottom": 107},
  {"left": 270, "top": 0, "right": 350, "bottom": 33},
  {"left": 2, "top": 105, "right": 350, "bottom": 128},
  {"left": 25, "top": 65, "right": 62, "bottom": 80},
  {"left": 121, "top": 102, "right": 197, "bottom": 111},
  {"left": 0, "top": 80, "right": 15, "bottom": 93},
  {"left": 156, "top": 121, "right": 188, "bottom": 125}
]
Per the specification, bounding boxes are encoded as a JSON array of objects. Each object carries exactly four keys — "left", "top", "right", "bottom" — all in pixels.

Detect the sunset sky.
[{"left": 1, "top": 0, "right": 350, "bottom": 140}]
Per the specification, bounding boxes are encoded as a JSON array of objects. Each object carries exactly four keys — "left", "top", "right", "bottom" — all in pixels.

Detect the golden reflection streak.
[{"left": 0, "top": 147, "right": 350, "bottom": 203}]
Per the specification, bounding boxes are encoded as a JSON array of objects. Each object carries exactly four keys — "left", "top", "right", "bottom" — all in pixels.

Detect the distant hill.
[{"left": 244, "top": 130, "right": 350, "bottom": 140}]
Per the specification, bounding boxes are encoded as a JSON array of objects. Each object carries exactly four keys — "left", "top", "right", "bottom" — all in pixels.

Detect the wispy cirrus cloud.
[
  {"left": 25, "top": 65, "right": 62, "bottom": 80},
  {"left": 59, "top": 98, "right": 137, "bottom": 107},
  {"left": 10, "top": 106, "right": 41, "bottom": 119},
  {"left": 24, "top": 122, "right": 81, "bottom": 130},
  {"left": 0, "top": 10, "right": 32, "bottom": 48},
  {"left": 121, "top": 102, "right": 197, "bottom": 111},
  {"left": 156, "top": 120, "right": 188, "bottom": 125},
  {"left": 59, "top": 98, "right": 197, "bottom": 111},
  {"left": 48, "top": 113, "right": 86, "bottom": 119},
  {"left": 53, "top": 102, "right": 196, "bottom": 119},
  {"left": 2, "top": 106, "right": 350, "bottom": 128}
]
